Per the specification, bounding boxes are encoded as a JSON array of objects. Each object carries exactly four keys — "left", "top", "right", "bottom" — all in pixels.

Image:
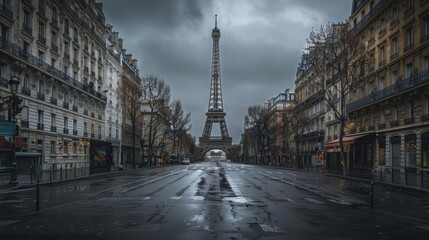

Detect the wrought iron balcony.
[
  {"left": 73, "top": 130, "right": 78, "bottom": 135},
  {"left": 84, "top": 109, "right": 88, "bottom": 115},
  {"left": 73, "top": 105, "right": 78, "bottom": 112},
  {"left": 0, "top": 2, "right": 13, "bottom": 19},
  {"left": 51, "top": 126, "right": 56, "bottom": 132},
  {"left": 63, "top": 102, "right": 69, "bottom": 109},
  {"left": 378, "top": 60, "right": 386, "bottom": 68},
  {"left": 38, "top": 34, "right": 46, "bottom": 45},
  {"left": 21, "top": 120, "right": 29, "bottom": 128},
  {"left": 349, "top": 0, "right": 391, "bottom": 34},
  {"left": 22, "top": 87, "right": 31, "bottom": 96},
  {"left": 0, "top": 38, "right": 107, "bottom": 103},
  {"left": 50, "top": 97, "right": 57, "bottom": 105},
  {"left": 37, "top": 92, "right": 45, "bottom": 101},
  {"left": 368, "top": 125, "right": 375, "bottom": 131},
  {"left": 23, "top": 24, "right": 32, "bottom": 36},
  {"left": 51, "top": 43, "right": 58, "bottom": 53},
  {"left": 404, "top": 44, "right": 414, "bottom": 53},
  {"left": 390, "top": 53, "right": 398, "bottom": 61},
  {"left": 295, "top": 90, "right": 324, "bottom": 111},
  {"left": 378, "top": 123, "right": 386, "bottom": 129},
  {"left": 390, "top": 120, "right": 399, "bottom": 127},
  {"left": 347, "top": 69, "right": 429, "bottom": 112},
  {"left": 37, "top": 123, "right": 44, "bottom": 130},
  {"left": 421, "top": 114, "right": 429, "bottom": 121},
  {"left": 63, "top": 128, "right": 69, "bottom": 134},
  {"left": 404, "top": 116, "right": 414, "bottom": 124}
]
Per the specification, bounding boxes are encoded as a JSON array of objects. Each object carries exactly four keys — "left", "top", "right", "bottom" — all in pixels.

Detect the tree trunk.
[{"left": 339, "top": 119, "right": 347, "bottom": 176}]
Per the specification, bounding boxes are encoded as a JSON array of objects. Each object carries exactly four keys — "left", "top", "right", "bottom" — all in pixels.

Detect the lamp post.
[{"left": 9, "top": 76, "right": 20, "bottom": 184}]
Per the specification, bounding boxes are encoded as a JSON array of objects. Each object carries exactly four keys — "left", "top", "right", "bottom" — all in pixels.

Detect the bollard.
[
  {"left": 391, "top": 168, "right": 394, "bottom": 184},
  {"left": 421, "top": 169, "right": 424, "bottom": 188},
  {"left": 65, "top": 165, "right": 68, "bottom": 180},
  {"left": 370, "top": 181, "right": 374, "bottom": 209},
  {"left": 36, "top": 180, "right": 40, "bottom": 211},
  {"left": 30, "top": 165, "right": 33, "bottom": 185},
  {"left": 74, "top": 165, "right": 76, "bottom": 179},
  {"left": 405, "top": 167, "right": 408, "bottom": 186},
  {"left": 380, "top": 167, "right": 383, "bottom": 182},
  {"left": 49, "top": 167, "right": 52, "bottom": 185},
  {"left": 60, "top": 165, "right": 63, "bottom": 181}
]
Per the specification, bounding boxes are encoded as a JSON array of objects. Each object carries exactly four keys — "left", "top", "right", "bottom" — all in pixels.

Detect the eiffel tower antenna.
[{"left": 199, "top": 15, "right": 232, "bottom": 157}]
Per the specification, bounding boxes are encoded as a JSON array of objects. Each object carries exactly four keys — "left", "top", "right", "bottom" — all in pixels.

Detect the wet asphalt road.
[{"left": 0, "top": 161, "right": 428, "bottom": 239}]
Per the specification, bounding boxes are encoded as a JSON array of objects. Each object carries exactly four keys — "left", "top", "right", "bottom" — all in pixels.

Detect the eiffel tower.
[{"left": 199, "top": 15, "right": 232, "bottom": 156}]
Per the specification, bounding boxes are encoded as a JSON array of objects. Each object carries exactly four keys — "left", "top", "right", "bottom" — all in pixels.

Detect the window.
[
  {"left": 427, "top": 96, "right": 429, "bottom": 114},
  {"left": 38, "top": 110, "right": 44, "bottom": 124},
  {"left": 379, "top": 137, "right": 386, "bottom": 165},
  {"left": 369, "top": 28, "right": 375, "bottom": 40},
  {"left": 370, "top": 112, "right": 374, "bottom": 126},
  {"left": 109, "top": 127, "right": 112, "bottom": 138},
  {"left": 51, "top": 85, "right": 57, "bottom": 99},
  {"left": 393, "top": 106, "right": 398, "bottom": 120},
  {"left": 380, "top": 109, "right": 386, "bottom": 123},
  {"left": 91, "top": 124, "right": 94, "bottom": 135},
  {"left": 379, "top": 46, "right": 385, "bottom": 62},
  {"left": 52, "top": 7, "right": 57, "bottom": 23},
  {"left": 84, "top": 122, "right": 87, "bottom": 133},
  {"left": 51, "top": 113, "right": 56, "bottom": 127},
  {"left": 406, "top": 26, "right": 414, "bottom": 47},
  {"left": 409, "top": 100, "right": 414, "bottom": 118},
  {"left": 74, "top": 27, "right": 78, "bottom": 41},
  {"left": 423, "top": 55, "right": 429, "bottom": 71},
  {"left": 405, "top": 63, "right": 413, "bottom": 78},
  {"left": 380, "top": 18, "right": 386, "bottom": 32},
  {"left": 38, "top": 80, "right": 44, "bottom": 94},
  {"left": 73, "top": 119, "right": 77, "bottom": 131},
  {"left": 23, "top": 10, "right": 30, "bottom": 29},
  {"left": 50, "top": 140, "right": 56, "bottom": 154},
  {"left": 392, "top": 7, "right": 398, "bottom": 20},
  {"left": 64, "top": 91, "right": 69, "bottom": 103},
  {"left": 51, "top": 58, "right": 57, "bottom": 68},
  {"left": 23, "top": 74, "right": 29, "bottom": 89},
  {"left": 51, "top": 32, "right": 57, "bottom": 48},
  {"left": 73, "top": 140, "right": 78, "bottom": 154},
  {"left": 38, "top": 51, "right": 44, "bottom": 62},
  {"left": 391, "top": 70, "right": 398, "bottom": 84},
  {"left": 38, "top": 22, "right": 45, "bottom": 40},
  {"left": 379, "top": 76, "right": 385, "bottom": 90},
  {"left": 64, "top": 117, "right": 68, "bottom": 130},
  {"left": 64, "top": 18, "right": 69, "bottom": 35},
  {"left": 392, "top": 37, "right": 398, "bottom": 55},
  {"left": 406, "top": 0, "right": 414, "bottom": 9}
]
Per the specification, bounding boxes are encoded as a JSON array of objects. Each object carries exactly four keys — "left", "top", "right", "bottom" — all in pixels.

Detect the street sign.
[{"left": 0, "top": 121, "right": 16, "bottom": 135}]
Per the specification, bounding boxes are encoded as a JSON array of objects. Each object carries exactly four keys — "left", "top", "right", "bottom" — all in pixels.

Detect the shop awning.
[{"left": 326, "top": 134, "right": 368, "bottom": 148}]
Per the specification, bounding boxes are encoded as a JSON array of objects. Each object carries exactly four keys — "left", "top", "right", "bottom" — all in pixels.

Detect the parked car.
[{"left": 182, "top": 158, "right": 190, "bottom": 165}]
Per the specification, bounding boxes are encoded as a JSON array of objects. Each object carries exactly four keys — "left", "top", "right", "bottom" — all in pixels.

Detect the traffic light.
[{"left": 13, "top": 95, "right": 23, "bottom": 114}]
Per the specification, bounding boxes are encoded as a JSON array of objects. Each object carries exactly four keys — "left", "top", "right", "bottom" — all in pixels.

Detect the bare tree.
[
  {"left": 141, "top": 75, "right": 171, "bottom": 167},
  {"left": 169, "top": 99, "right": 191, "bottom": 162},
  {"left": 117, "top": 75, "right": 142, "bottom": 165},
  {"left": 287, "top": 109, "right": 310, "bottom": 168},
  {"left": 305, "top": 23, "right": 368, "bottom": 175}
]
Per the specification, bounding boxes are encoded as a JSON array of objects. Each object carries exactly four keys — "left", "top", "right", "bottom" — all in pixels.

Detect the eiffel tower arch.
[{"left": 199, "top": 15, "right": 232, "bottom": 158}]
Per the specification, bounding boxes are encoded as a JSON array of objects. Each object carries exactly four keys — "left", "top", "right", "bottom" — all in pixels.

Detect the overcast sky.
[{"left": 100, "top": 0, "right": 353, "bottom": 144}]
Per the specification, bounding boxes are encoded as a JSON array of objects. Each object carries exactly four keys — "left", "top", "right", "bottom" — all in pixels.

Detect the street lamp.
[{"left": 9, "top": 76, "right": 20, "bottom": 184}]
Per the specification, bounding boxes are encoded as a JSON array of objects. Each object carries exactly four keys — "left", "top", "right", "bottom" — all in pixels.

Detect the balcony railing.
[
  {"left": 73, "top": 59, "right": 78, "bottom": 66},
  {"left": 347, "top": 69, "right": 429, "bottom": 112},
  {"left": 368, "top": 125, "right": 375, "bottom": 131},
  {"left": 378, "top": 60, "right": 386, "bottom": 68},
  {"left": 21, "top": 120, "right": 29, "bottom": 128},
  {"left": 349, "top": 0, "right": 391, "bottom": 34},
  {"left": 72, "top": 105, "right": 78, "bottom": 112},
  {"left": 404, "top": 44, "right": 414, "bottom": 53},
  {"left": 91, "top": 133, "right": 95, "bottom": 138},
  {"left": 390, "top": 120, "right": 399, "bottom": 127},
  {"left": 0, "top": 3, "right": 13, "bottom": 19},
  {"left": 37, "top": 92, "right": 45, "bottom": 101},
  {"left": 73, "top": 130, "right": 78, "bottom": 135},
  {"left": 359, "top": 127, "right": 366, "bottom": 132},
  {"left": 390, "top": 53, "right": 398, "bottom": 61},
  {"left": 0, "top": 37, "right": 107, "bottom": 103},
  {"left": 23, "top": 24, "right": 32, "bottom": 36},
  {"left": 298, "top": 130, "right": 324, "bottom": 141},
  {"left": 38, "top": 34, "right": 46, "bottom": 45},
  {"left": 37, "top": 123, "right": 44, "bottom": 130},
  {"left": 84, "top": 132, "right": 88, "bottom": 137},
  {"left": 84, "top": 109, "right": 88, "bottom": 115},
  {"left": 22, "top": 87, "right": 31, "bottom": 96},
  {"left": 295, "top": 90, "right": 324, "bottom": 111},
  {"left": 51, "top": 126, "right": 56, "bottom": 132},
  {"left": 50, "top": 97, "right": 57, "bottom": 105},
  {"left": 51, "top": 43, "right": 58, "bottom": 53},
  {"left": 378, "top": 123, "right": 386, "bottom": 129},
  {"left": 404, "top": 116, "right": 414, "bottom": 124},
  {"left": 421, "top": 114, "right": 429, "bottom": 121},
  {"left": 63, "top": 102, "right": 69, "bottom": 109},
  {"left": 63, "top": 128, "right": 69, "bottom": 134}
]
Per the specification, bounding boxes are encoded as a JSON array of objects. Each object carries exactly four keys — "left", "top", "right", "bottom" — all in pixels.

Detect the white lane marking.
[
  {"left": 143, "top": 197, "right": 151, "bottom": 200},
  {"left": 328, "top": 199, "right": 352, "bottom": 205},
  {"left": 259, "top": 223, "right": 281, "bottom": 233},
  {"left": 191, "top": 196, "right": 204, "bottom": 201},
  {"left": 170, "top": 196, "right": 182, "bottom": 200},
  {"left": 415, "top": 225, "right": 429, "bottom": 232},
  {"left": 304, "top": 198, "right": 325, "bottom": 204},
  {"left": 276, "top": 172, "right": 283, "bottom": 175},
  {"left": 287, "top": 198, "right": 295, "bottom": 202}
]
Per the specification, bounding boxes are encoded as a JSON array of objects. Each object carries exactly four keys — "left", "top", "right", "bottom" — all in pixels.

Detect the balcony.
[
  {"left": 390, "top": 120, "right": 399, "bottom": 127},
  {"left": 73, "top": 130, "right": 78, "bottom": 135},
  {"left": 37, "top": 92, "right": 45, "bottom": 101},
  {"left": 350, "top": 128, "right": 357, "bottom": 134},
  {"left": 390, "top": 53, "right": 398, "bottom": 61},
  {"left": 349, "top": 0, "right": 390, "bottom": 34},
  {"left": 63, "top": 102, "right": 69, "bottom": 109},
  {"left": 378, "top": 60, "right": 386, "bottom": 68},
  {"left": 21, "top": 120, "right": 29, "bottom": 128},
  {"left": 51, "top": 43, "right": 58, "bottom": 53},
  {"left": 404, "top": 116, "right": 414, "bottom": 124},
  {"left": 37, "top": 123, "right": 44, "bottom": 130},
  {"left": 84, "top": 109, "right": 88, "bottom": 115},
  {"left": 298, "top": 130, "right": 324, "bottom": 141},
  {"left": 0, "top": 38, "right": 107, "bottom": 103},
  {"left": 51, "top": 126, "right": 56, "bottom": 132},
  {"left": 347, "top": 69, "right": 429, "bottom": 112},
  {"left": 91, "top": 133, "right": 95, "bottom": 138},
  {"left": 37, "top": 34, "right": 46, "bottom": 45},
  {"left": 91, "top": 112, "right": 95, "bottom": 118},
  {"left": 295, "top": 90, "right": 324, "bottom": 111},
  {"left": 368, "top": 125, "right": 375, "bottom": 131},
  {"left": 63, "top": 128, "right": 69, "bottom": 134},
  {"left": 404, "top": 44, "right": 414, "bottom": 53},
  {"left": 98, "top": 115, "right": 102, "bottom": 120},
  {"left": 421, "top": 114, "right": 429, "bottom": 121},
  {"left": 98, "top": 134, "right": 102, "bottom": 139},
  {"left": 22, "top": 87, "right": 31, "bottom": 96},
  {"left": 378, "top": 123, "right": 386, "bottom": 129},
  {"left": 72, "top": 105, "right": 78, "bottom": 112},
  {"left": 63, "top": 53, "right": 70, "bottom": 61},
  {"left": 0, "top": 2, "right": 13, "bottom": 19},
  {"left": 23, "top": 24, "right": 32, "bottom": 36},
  {"left": 50, "top": 97, "right": 57, "bottom": 105},
  {"left": 404, "top": 6, "right": 414, "bottom": 16},
  {"left": 73, "top": 59, "right": 78, "bottom": 66},
  {"left": 84, "top": 132, "right": 88, "bottom": 137},
  {"left": 359, "top": 127, "right": 366, "bottom": 132},
  {"left": 73, "top": 37, "right": 79, "bottom": 44},
  {"left": 38, "top": 6, "right": 45, "bottom": 17},
  {"left": 84, "top": 66, "right": 89, "bottom": 73}
]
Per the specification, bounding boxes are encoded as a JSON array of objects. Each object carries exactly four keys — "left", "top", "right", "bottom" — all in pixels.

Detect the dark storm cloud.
[{"left": 100, "top": 0, "right": 352, "bottom": 144}]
